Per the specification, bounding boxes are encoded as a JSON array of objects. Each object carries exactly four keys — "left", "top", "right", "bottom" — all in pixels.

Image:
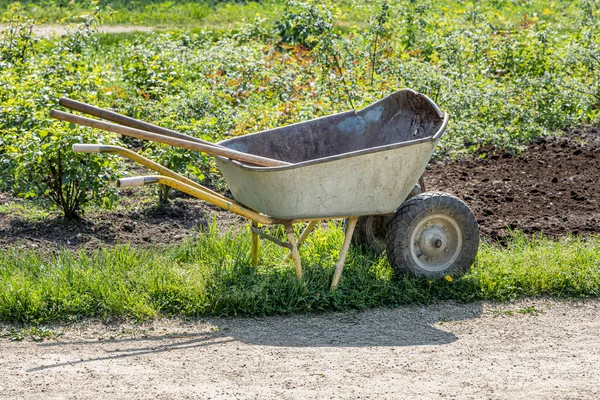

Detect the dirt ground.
[
  {"left": 0, "top": 195, "right": 243, "bottom": 251},
  {"left": 1, "top": 126, "right": 598, "bottom": 251},
  {"left": 1, "top": 299, "right": 599, "bottom": 399},
  {"left": 426, "top": 125, "right": 600, "bottom": 241}
]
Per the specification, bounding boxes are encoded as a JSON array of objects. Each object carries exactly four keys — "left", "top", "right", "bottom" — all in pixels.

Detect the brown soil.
[
  {"left": 0, "top": 196, "right": 243, "bottom": 252},
  {"left": 1, "top": 299, "right": 599, "bottom": 399},
  {"left": 1, "top": 126, "right": 599, "bottom": 252},
  {"left": 425, "top": 125, "right": 600, "bottom": 241}
]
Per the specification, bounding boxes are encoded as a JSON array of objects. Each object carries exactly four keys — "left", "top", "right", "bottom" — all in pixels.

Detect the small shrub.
[
  {"left": 8, "top": 123, "right": 121, "bottom": 219},
  {"left": 0, "top": 10, "right": 122, "bottom": 218},
  {"left": 367, "top": 0, "right": 391, "bottom": 85},
  {"left": 0, "top": 3, "right": 37, "bottom": 64},
  {"left": 122, "top": 44, "right": 181, "bottom": 100},
  {"left": 275, "top": 1, "right": 333, "bottom": 49}
]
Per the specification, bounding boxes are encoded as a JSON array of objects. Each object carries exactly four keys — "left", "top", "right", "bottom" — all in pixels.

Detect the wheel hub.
[{"left": 410, "top": 214, "right": 463, "bottom": 272}]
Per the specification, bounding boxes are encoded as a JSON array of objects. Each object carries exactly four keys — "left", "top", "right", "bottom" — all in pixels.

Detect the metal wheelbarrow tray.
[
  {"left": 216, "top": 89, "right": 447, "bottom": 219},
  {"left": 64, "top": 89, "right": 479, "bottom": 289}
]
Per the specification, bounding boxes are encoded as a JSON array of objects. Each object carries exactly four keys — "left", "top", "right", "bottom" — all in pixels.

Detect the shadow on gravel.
[
  {"left": 27, "top": 334, "right": 234, "bottom": 372},
  {"left": 220, "top": 303, "right": 482, "bottom": 347},
  {"left": 26, "top": 303, "right": 482, "bottom": 372}
]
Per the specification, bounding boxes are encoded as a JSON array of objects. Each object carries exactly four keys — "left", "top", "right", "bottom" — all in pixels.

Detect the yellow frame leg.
[
  {"left": 283, "top": 220, "right": 318, "bottom": 262},
  {"left": 251, "top": 221, "right": 260, "bottom": 266},
  {"left": 330, "top": 217, "right": 358, "bottom": 289},
  {"left": 284, "top": 223, "right": 303, "bottom": 281}
]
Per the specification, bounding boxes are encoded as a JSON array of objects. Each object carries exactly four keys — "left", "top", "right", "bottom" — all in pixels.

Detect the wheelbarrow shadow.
[
  {"left": 218, "top": 301, "right": 482, "bottom": 347},
  {"left": 24, "top": 302, "right": 482, "bottom": 373}
]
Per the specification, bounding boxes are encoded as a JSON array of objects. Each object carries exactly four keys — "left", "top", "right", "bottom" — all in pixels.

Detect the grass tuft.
[{"left": 1, "top": 224, "right": 599, "bottom": 323}]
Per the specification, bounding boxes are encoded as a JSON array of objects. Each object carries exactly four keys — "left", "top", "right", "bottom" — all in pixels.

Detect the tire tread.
[{"left": 386, "top": 192, "right": 479, "bottom": 278}]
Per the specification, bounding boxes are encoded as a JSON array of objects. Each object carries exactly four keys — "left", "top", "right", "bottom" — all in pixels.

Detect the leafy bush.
[
  {"left": 121, "top": 40, "right": 181, "bottom": 100},
  {"left": 0, "top": 3, "right": 36, "bottom": 63},
  {"left": 7, "top": 123, "right": 121, "bottom": 219},
  {"left": 275, "top": 1, "right": 333, "bottom": 49},
  {"left": 0, "top": 10, "right": 123, "bottom": 218}
]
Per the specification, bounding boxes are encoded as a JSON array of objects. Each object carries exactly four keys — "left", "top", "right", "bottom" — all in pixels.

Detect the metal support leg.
[
  {"left": 419, "top": 175, "right": 426, "bottom": 192},
  {"left": 331, "top": 216, "right": 358, "bottom": 290},
  {"left": 284, "top": 221, "right": 318, "bottom": 262},
  {"left": 251, "top": 221, "right": 259, "bottom": 266},
  {"left": 284, "top": 223, "right": 303, "bottom": 281}
]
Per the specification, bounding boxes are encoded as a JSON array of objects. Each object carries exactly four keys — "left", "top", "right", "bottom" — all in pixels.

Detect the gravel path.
[{"left": 1, "top": 299, "right": 599, "bottom": 399}]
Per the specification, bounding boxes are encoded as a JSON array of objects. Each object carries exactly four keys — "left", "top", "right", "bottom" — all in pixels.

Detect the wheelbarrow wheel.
[
  {"left": 386, "top": 192, "right": 479, "bottom": 278},
  {"left": 350, "top": 215, "right": 391, "bottom": 254},
  {"left": 348, "top": 184, "right": 423, "bottom": 253}
]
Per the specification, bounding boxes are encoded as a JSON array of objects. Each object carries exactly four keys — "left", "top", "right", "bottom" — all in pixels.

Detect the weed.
[
  {"left": 489, "top": 309, "right": 515, "bottom": 318},
  {"left": 275, "top": 1, "right": 333, "bottom": 49},
  {"left": 518, "top": 306, "right": 543, "bottom": 315},
  {"left": 7, "top": 326, "right": 62, "bottom": 342}
]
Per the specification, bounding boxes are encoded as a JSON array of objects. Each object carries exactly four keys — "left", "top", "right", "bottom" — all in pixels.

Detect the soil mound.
[{"left": 426, "top": 125, "right": 600, "bottom": 240}]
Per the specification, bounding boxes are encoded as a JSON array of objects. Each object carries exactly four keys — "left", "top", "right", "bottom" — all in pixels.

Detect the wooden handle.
[
  {"left": 50, "top": 110, "right": 290, "bottom": 167},
  {"left": 58, "top": 98, "right": 290, "bottom": 167},
  {"left": 59, "top": 98, "right": 210, "bottom": 146}
]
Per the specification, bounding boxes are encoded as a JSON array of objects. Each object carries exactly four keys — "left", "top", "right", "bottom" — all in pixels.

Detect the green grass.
[
  {"left": 0, "top": 0, "right": 284, "bottom": 29},
  {"left": 0, "top": 200, "right": 51, "bottom": 221},
  {"left": 0, "top": 0, "right": 586, "bottom": 31},
  {"left": 1, "top": 224, "right": 599, "bottom": 324}
]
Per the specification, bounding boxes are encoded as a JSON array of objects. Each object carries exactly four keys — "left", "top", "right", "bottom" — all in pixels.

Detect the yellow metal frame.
[{"left": 75, "top": 144, "right": 358, "bottom": 289}]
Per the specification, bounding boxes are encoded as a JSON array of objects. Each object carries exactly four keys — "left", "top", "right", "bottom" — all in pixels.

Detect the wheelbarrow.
[{"left": 51, "top": 89, "right": 479, "bottom": 288}]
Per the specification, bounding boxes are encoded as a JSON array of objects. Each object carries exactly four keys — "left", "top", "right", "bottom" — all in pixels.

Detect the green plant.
[
  {"left": 398, "top": 0, "right": 429, "bottom": 51},
  {"left": 368, "top": 1, "right": 391, "bottom": 86},
  {"left": 0, "top": 11, "right": 123, "bottom": 218},
  {"left": 7, "top": 326, "right": 62, "bottom": 342},
  {"left": 1, "top": 227, "right": 600, "bottom": 323},
  {"left": 9, "top": 123, "right": 121, "bottom": 219},
  {"left": 0, "top": 3, "right": 36, "bottom": 63},
  {"left": 275, "top": 1, "right": 333, "bottom": 49},
  {"left": 121, "top": 41, "right": 181, "bottom": 100}
]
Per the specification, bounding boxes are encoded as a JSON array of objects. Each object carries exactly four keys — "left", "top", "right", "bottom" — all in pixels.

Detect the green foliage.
[
  {"left": 0, "top": 3, "right": 36, "bottom": 63},
  {"left": 0, "top": 10, "right": 122, "bottom": 218},
  {"left": 5, "top": 326, "right": 62, "bottom": 342},
  {"left": 121, "top": 39, "right": 181, "bottom": 100},
  {"left": 1, "top": 226, "right": 599, "bottom": 323},
  {"left": 367, "top": 1, "right": 391, "bottom": 86},
  {"left": 8, "top": 123, "right": 121, "bottom": 218},
  {"left": 275, "top": 1, "right": 333, "bottom": 49},
  {"left": 1, "top": 0, "right": 600, "bottom": 208}
]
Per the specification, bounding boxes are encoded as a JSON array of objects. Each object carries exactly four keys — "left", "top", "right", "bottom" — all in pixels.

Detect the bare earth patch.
[
  {"left": 426, "top": 125, "right": 600, "bottom": 240},
  {"left": 0, "top": 196, "right": 243, "bottom": 252},
  {"left": 1, "top": 299, "right": 599, "bottom": 399}
]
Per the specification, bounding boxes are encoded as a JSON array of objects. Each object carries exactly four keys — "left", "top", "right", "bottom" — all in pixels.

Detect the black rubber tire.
[
  {"left": 351, "top": 215, "right": 392, "bottom": 254},
  {"left": 386, "top": 192, "right": 479, "bottom": 278},
  {"left": 349, "top": 184, "right": 423, "bottom": 253}
]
